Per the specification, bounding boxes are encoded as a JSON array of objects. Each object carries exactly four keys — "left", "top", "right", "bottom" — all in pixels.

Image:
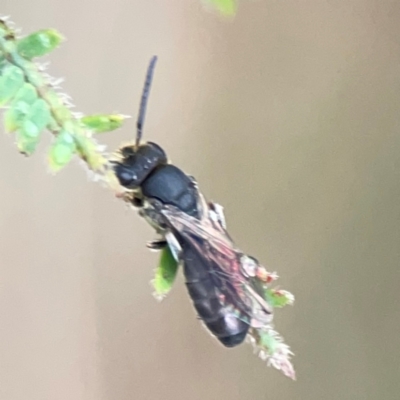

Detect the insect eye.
[
  {"left": 143, "top": 142, "right": 167, "bottom": 164},
  {"left": 120, "top": 146, "right": 136, "bottom": 159},
  {"left": 113, "top": 163, "right": 138, "bottom": 188}
]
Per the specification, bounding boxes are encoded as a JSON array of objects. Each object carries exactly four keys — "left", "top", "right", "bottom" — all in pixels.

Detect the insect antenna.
[{"left": 136, "top": 55, "right": 158, "bottom": 149}]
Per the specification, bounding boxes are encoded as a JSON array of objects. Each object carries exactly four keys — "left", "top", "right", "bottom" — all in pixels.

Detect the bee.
[{"left": 111, "top": 57, "right": 295, "bottom": 378}]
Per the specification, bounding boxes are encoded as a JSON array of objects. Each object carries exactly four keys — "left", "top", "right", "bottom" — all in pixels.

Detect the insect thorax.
[{"left": 136, "top": 197, "right": 172, "bottom": 237}]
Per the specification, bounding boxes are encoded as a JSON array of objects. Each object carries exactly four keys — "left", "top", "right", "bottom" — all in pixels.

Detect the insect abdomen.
[{"left": 182, "top": 245, "right": 249, "bottom": 347}]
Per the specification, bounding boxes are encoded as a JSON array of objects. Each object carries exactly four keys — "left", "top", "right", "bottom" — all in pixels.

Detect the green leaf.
[
  {"left": 0, "top": 63, "right": 24, "bottom": 105},
  {"left": 0, "top": 54, "right": 6, "bottom": 69},
  {"left": 258, "top": 330, "right": 279, "bottom": 355},
  {"left": 16, "top": 29, "right": 64, "bottom": 59},
  {"left": 13, "top": 99, "right": 50, "bottom": 154},
  {"left": 204, "top": 0, "right": 238, "bottom": 16},
  {"left": 0, "top": 19, "right": 112, "bottom": 179},
  {"left": 254, "top": 329, "right": 296, "bottom": 380},
  {"left": 73, "top": 133, "right": 105, "bottom": 170},
  {"left": 10, "top": 82, "right": 38, "bottom": 105},
  {"left": 264, "top": 289, "right": 294, "bottom": 308},
  {"left": 4, "top": 83, "right": 39, "bottom": 132},
  {"left": 16, "top": 128, "right": 41, "bottom": 155},
  {"left": 24, "top": 98, "right": 51, "bottom": 132},
  {"left": 48, "top": 130, "right": 76, "bottom": 171},
  {"left": 4, "top": 104, "right": 25, "bottom": 132},
  {"left": 80, "top": 114, "right": 127, "bottom": 133},
  {"left": 20, "top": 119, "right": 41, "bottom": 138},
  {"left": 152, "top": 246, "right": 179, "bottom": 299}
]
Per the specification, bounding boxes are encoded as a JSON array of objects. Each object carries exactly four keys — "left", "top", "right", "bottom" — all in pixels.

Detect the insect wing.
[{"left": 161, "top": 204, "right": 259, "bottom": 322}]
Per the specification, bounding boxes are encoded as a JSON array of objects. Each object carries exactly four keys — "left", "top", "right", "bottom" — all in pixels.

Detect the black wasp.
[{"left": 111, "top": 57, "right": 295, "bottom": 378}]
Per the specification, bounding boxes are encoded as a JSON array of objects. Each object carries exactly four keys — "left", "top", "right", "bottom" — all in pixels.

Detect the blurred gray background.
[{"left": 1, "top": 1, "right": 400, "bottom": 399}]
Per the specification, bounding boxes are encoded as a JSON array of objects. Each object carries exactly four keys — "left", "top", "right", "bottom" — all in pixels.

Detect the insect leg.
[
  {"left": 208, "top": 202, "right": 227, "bottom": 229},
  {"left": 186, "top": 174, "right": 198, "bottom": 185},
  {"left": 146, "top": 238, "right": 167, "bottom": 250},
  {"left": 165, "top": 232, "right": 182, "bottom": 262}
]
